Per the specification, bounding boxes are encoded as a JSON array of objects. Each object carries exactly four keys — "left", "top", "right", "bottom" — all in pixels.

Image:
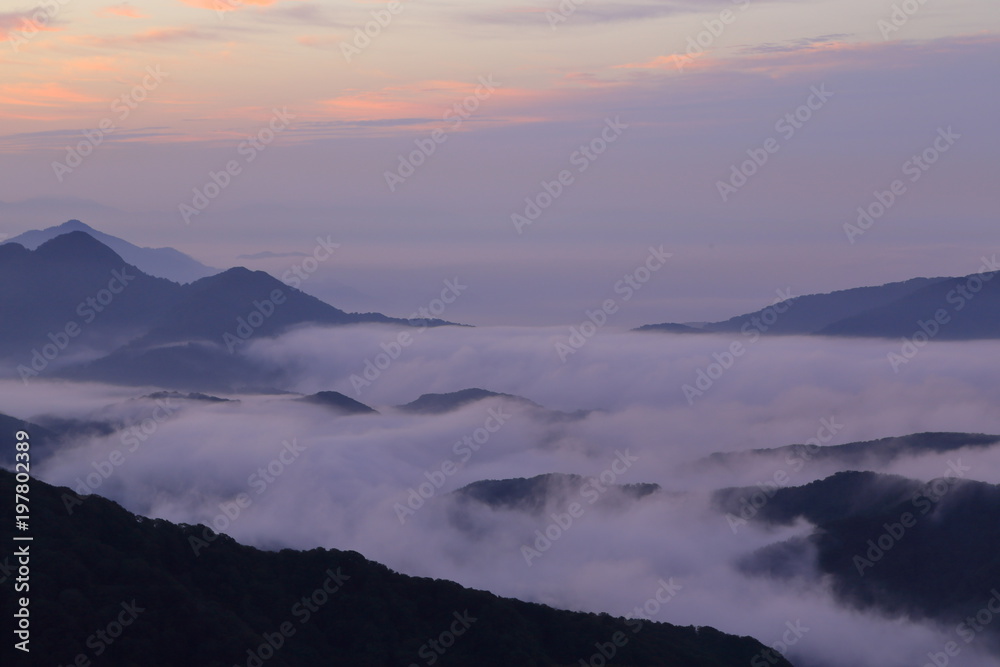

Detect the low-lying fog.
[{"left": 10, "top": 327, "right": 1000, "bottom": 667}]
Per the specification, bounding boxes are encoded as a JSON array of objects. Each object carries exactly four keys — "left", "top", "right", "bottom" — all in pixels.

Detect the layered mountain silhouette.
[
  {"left": 3, "top": 219, "right": 217, "bottom": 283},
  {"left": 638, "top": 263, "right": 1000, "bottom": 339},
  {"left": 0, "top": 411, "right": 58, "bottom": 464},
  {"left": 715, "top": 470, "right": 1000, "bottom": 644},
  {"left": 0, "top": 232, "right": 180, "bottom": 355},
  {"left": 700, "top": 432, "right": 1000, "bottom": 469},
  {"left": 0, "top": 470, "right": 791, "bottom": 666},
  {"left": 298, "top": 391, "right": 378, "bottom": 415},
  {"left": 0, "top": 230, "right": 456, "bottom": 389},
  {"left": 398, "top": 388, "right": 533, "bottom": 414},
  {"left": 453, "top": 473, "right": 660, "bottom": 514},
  {"left": 397, "top": 388, "right": 591, "bottom": 422}
]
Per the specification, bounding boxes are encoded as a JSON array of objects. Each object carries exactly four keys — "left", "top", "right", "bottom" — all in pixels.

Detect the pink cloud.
[
  {"left": 80, "top": 26, "right": 216, "bottom": 48},
  {"left": 177, "top": 0, "right": 289, "bottom": 11},
  {"left": 98, "top": 4, "right": 149, "bottom": 19},
  {"left": 0, "top": 82, "right": 102, "bottom": 110},
  {"left": 0, "top": 9, "right": 61, "bottom": 42}
]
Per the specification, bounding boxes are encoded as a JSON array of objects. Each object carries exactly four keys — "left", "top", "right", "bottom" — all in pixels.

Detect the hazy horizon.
[{"left": 2, "top": 0, "right": 998, "bottom": 325}]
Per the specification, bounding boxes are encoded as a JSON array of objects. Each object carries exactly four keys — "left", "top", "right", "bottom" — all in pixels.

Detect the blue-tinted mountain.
[
  {"left": 397, "top": 388, "right": 532, "bottom": 414},
  {"left": 3, "top": 219, "right": 217, "bottom": 283},
  {"left": 817, "top": 271, "right": 1000, "bottom": 338},
  {"left": 397, "top": 389, "right": 591, "bottom": 423},
  {"left": 132, "top": 266, "right": 436, "bottom": 347},
  {"left": 0, "top": 232, "right": 458, "bottom": 387},
  {"left": 701, "top": 432, "right": 1000, "bottom": 469},
  {"left": 299, "top": 391, "right": 378, "bottom": 415},
  {"left": 638, "top": 269, "right": 1000, "bottom": 339},
  {"left": 453, "top": 473, "right": 660, "bottom": 514},
  {"left": 0, "top": 232, "right": 181, "bottom": 356}
]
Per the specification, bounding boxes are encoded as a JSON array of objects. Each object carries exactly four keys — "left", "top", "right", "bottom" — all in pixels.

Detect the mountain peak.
[
  {"left": 299, "top": 391, "right": 378, "bottom": 415},
  {"left": 59, "top": 219, "right": 95, "bottom": 232},
  {"left": 4, "top": 220, "right": 217, "bottom": 284},
  {"left": 398, "top": 388, "right": 530, "bottom": 414},
  {"left": 189, "top": 266, "right": 281, "bottom": 292},
  {"left": 35, "top": 230, "right": 127, "bottom": 265}
]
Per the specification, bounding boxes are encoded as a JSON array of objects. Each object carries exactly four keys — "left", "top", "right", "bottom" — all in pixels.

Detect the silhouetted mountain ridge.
[
  {"left": 702, "top": 432, "right": 1000, "bottom": 468},
  {"left": 3, "top": 219, "right": 218, "bottom": 283},
  {"left": 717, "top": 470, "right": 1000, "bottom": 640},
  {"left": 0, "top": 470, "right": 790, "bottom": 667},
  {"left": 0, "top": 230, "right": 460, "bottom": 389},
  {"left": 639, "top": 264, "right": 1000, "bottom": 339}
]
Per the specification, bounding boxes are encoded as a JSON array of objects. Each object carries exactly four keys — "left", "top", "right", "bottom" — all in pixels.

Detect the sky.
[{"left": 0, "top": 0, "right": 998, "bottom": 325}]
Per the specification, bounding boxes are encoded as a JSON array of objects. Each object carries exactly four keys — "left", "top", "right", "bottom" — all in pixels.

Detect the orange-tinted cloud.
[
  {"left": 178, "top": 0, "right": 287, "bottom": 11},
  {"left": 98, "top": 4, "right": 149, "bottom": 19},
  {"left": 310, "top": 78, "right": 579, "bottom": 137},
  {"left": 0, "top": 10, "right": 61, "bottom": 42},
  {"left": 610, "top": 38, "right": 867, "bottom": 81},
  {"left": 321, "top": 80, "right": 506, "bottom": 122},
  {"left": 0, "top": 82, "right": 102, "bottom": 109},
  {"left": 83, "top": 26, "right": 215, "bottom": 48}
]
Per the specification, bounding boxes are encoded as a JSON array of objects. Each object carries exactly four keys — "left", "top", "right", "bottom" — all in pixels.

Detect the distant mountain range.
[
  {"left": 2, "top": 219, "right": 217, "bottom": 283},
  {"left": 397, "top": 388, "right": 591, "bottom": 422},
  {"left": 0, "top": 470, "right": 790, "bottom": 666},
  {"left": 452, "top": 473, "right": 660, "bottom": 514},
  {"left": 700, "top": 432, "right": 1000, "bottom": 469},
  {"left": 398, "top": 388, "right": 533, "bottom": 414},
  {"left": 298, "top": 391, "right": 379, "bottom": 415},
  {"left": 0, "top": 229, "right": 457, "bottom": 390},
  {"left": 638, "top": 261, "right": 1000, "bottom": 339}
]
